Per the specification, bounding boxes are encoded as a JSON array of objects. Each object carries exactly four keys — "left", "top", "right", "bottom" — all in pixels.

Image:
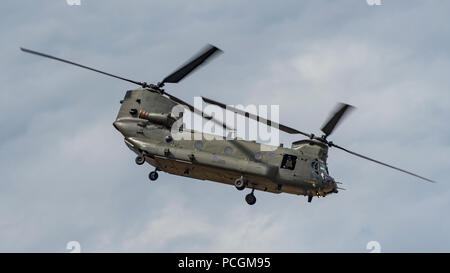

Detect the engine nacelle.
[{"left": 138, "top": 109, "right": 176, "bottom": 128}]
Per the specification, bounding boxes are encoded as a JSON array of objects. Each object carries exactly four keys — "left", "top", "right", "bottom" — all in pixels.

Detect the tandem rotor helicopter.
[{"left": 20, "top": 44, "right": 435, "bottom": 205}]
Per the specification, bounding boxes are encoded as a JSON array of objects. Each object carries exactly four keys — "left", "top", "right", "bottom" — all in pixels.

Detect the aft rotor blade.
[
  {"left": 20, "top": 47, "right": 147, "bottom": 87},
  {"left": 202, "top": 96, "right": 311, "bottom": 137},
  {"left": 321, "top": 103, "right": 354, "bottom": 137},
  {"left": 330, "top": 142, "right": 436, "bottom": 183},
  {"left": 165, "top": 92, "right": 232, "bottom": 130},
  {"left": 161, "top": 44, "right": 223, "bottom": 85}
]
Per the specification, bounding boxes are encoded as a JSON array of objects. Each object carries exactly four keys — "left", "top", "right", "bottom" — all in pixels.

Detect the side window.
[{"left": 281, "top": 154, "right": 297, "bottom": 170}]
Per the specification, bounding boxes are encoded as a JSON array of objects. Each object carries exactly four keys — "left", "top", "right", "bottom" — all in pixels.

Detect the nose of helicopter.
[
  {"left": 324, "top": 175, "right": 339, "bottom": 194},
  {"left": 330, "top": 178, "right": 340, "bottom": 193}
]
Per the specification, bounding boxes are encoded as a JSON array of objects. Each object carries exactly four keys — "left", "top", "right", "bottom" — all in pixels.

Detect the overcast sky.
[{"left": 1, "top": 0, "right": 449, "bottom": 252}]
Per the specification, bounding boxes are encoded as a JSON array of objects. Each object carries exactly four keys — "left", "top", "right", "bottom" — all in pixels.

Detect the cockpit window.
[
  {"left": 319, "top": 161, "right": 328, "bottom": 174},
  {"left": 319, "top": 162, "right": 326, "bottom": 171},
  {"left": 311, "top": 160, "right": 328, "bottom": 174}
]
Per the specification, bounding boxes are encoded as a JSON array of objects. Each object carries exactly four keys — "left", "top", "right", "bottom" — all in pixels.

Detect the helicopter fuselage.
[{"left": 113, "top": 88, "right": 338, "bottom": 199}]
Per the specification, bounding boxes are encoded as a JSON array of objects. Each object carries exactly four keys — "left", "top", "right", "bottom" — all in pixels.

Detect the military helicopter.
[{"left": 20, "top": 44, "right": 435, "bottom": 205}]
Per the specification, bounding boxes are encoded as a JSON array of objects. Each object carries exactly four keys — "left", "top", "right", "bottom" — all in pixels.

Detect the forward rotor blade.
[
  {"left": 202, "top": 96, "right": 311, "bottom": 137},
  {"left": 165, "top": 92, "right": 232, "bottom": 131},
  {"left": 20, "top": 47, "right": 146, "bottom": 87},
  {"left": 330, "top": 143, "right": 436, "bottom": 183},
  {"left": 161, "top": 44, "right": 222, "bottom": 85},
  {"left": 321, "top": 103, "right": 354, "bottom": 137}
]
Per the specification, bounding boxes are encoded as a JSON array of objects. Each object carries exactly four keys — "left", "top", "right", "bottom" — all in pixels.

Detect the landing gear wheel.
[
  {"left": 135, "top": 155, "right": 145, "bottom": 165},
  {"left": 234, "top": 177, "right": 246, "bottom": 191},
  {"left": 245, "top": 193, "right": 256, "bottom": 205},
  {"left": 149, "top": 171, "right": 159, "bottom": 181}
]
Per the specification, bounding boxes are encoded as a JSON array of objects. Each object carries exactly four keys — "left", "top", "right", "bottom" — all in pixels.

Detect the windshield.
[
  {"left": 319, "top": 161, "right": 327, "bottom": 174},
  {"left": 311, "top": 160, "right": 328, "bottom": 174},
  {"left": 311, "top": 159, "right": 331, "bottom": 182}
]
